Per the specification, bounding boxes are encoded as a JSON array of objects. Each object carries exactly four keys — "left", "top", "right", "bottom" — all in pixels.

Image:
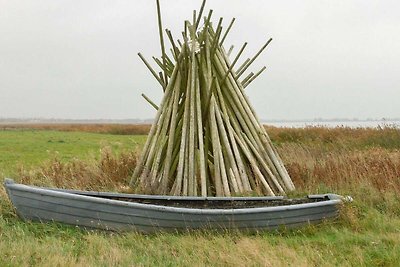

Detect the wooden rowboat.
[{"left": 4, "top": 178, "right": 347, "bottom": 233}]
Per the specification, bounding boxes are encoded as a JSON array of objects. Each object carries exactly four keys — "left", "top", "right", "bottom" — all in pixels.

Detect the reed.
[{"left": 13, "top": 129, "right": 399, "bottom": 196}]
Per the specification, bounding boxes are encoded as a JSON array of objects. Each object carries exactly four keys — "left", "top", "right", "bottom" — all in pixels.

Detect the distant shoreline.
[
  {"left": 0, "top": 118, "right": 399, "bottom": 128},
  {"left": 0, "top": 118, "right": 399, "bottom": 124},
  {"left": 264, "top": 120, "right": 400, "bottom": 128}
]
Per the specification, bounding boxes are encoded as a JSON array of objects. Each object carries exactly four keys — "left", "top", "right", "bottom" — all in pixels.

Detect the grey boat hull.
[{"left": 4, "top": 179, "right": 343, "bottom": 233}]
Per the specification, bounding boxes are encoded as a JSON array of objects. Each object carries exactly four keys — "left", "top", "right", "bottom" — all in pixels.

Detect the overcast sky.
[{"left": 0, "top": 0, "right": 399, "bottom": 120}]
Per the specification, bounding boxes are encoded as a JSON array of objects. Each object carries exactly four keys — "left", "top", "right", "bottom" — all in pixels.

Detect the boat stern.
[{"left": 3, "top": 178, "right": 15, "bottom": 198}]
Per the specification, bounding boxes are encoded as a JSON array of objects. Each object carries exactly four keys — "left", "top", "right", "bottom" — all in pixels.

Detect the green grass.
[
  {"left": 1, "top": 129, "right": 399, "bottom": 266},
  {"left": 1, "top": 204, "right": 399, "bottom": 266},
  {"left": 0, "top": 130, "right": 146, "bottom": 176}
]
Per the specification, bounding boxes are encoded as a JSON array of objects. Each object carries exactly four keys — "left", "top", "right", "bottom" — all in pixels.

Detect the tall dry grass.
[
  {"left": 279, "top": 144, "right": 400, "bottom": 194},
  {"left": 14, "top": 129, "right": 400, "bottom": 198},
  {"left": 267, "top": 125, "right": 400, "bottom": 149},
  {"left": 18, "top": 147, "right": 137, "bottom": 191}
]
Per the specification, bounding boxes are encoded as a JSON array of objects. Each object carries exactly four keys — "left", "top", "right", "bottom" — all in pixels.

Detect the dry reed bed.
[
  {"left": 18, "top": 147, "right": 137, "bottom": 191},
  {"left": 279, "top": 144, "right": 400, "bottom": 194},
  {"left": 0, "top": 123, "right": 152, "bottom": 135},
  {"left": 14, "top": 143, "right": 400, "bottom": 196},
  {"left": 267, "top": 125, "right": 400, "bottom": 149}
]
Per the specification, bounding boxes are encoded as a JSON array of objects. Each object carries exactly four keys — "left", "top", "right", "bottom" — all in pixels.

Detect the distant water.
[{"left": 264, "top": 120, "right": 400, "bottom": 128}]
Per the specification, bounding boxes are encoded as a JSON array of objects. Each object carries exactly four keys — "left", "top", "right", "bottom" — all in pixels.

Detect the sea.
[{"left": 263, "top": 119, "right": 400, "bottom": 129}]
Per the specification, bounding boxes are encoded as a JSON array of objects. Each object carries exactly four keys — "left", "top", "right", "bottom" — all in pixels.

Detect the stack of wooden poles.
[{"left": 129, "top": 0, "right": 295, "bottom": 196}]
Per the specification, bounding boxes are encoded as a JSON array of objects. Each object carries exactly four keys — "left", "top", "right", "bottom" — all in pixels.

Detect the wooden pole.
[
  {"left": 244, "top": 66, "right": 266, "bottom": 88},
  {"left": 141, "top": 93, "right": 159, "bottom": 110},
  {"left": 220, "top": 18, "right": 235, "bottom": 46},
  {"left": 156, "top": 0, "right": 168, "bottom": 86},
  {"left": 138, "top": 53, "right": 165, "bottom": 89},
  {"left": 236, "top": 38, "right": 272, "bottom": 78}
]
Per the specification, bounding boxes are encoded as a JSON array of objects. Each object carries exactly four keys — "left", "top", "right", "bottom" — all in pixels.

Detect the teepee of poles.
[{"left": 129, "top": 0, "right": 295, "bottom": 197}]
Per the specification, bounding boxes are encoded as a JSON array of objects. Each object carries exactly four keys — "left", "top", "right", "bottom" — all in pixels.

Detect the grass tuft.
[{"left": 17, "top": 147, "right": 137, "bottom": 191}]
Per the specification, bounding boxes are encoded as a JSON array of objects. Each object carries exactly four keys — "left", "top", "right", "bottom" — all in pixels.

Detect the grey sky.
[{"left": 0, "top": 0, "right": 399, "bottom": 120}]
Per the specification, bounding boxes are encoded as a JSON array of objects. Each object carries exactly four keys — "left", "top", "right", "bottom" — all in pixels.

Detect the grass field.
[
  {"left": 0, "top": 125, "right": 399, "bottom": 266},
  {"left": 0, "top": 130, "right": 146, "bottom": 177}
]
